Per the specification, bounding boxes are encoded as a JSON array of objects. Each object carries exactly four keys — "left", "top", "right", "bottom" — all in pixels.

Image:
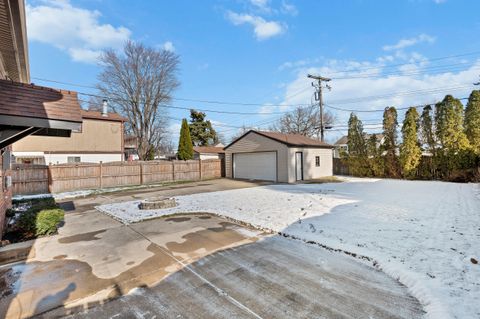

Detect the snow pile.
[{"left": 97, "top": 178, "right": 480, "bottom": 319}]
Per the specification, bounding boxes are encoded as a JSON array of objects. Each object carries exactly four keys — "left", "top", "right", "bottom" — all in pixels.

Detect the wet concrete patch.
[
  {"left": 53, "top": 255, "right": 67, "bottom": 260},
  {"left": 57, "top": 235, "right": 424, "bottom": 319},
  {"left": 0, "top": 214, "right": 264, "bottom": 319},
  {"left": 164, "top": 217, "right": 191, "bottom": 223},
  {"left": 58, "top": 230, "right": 106, "bottom": 244},
  {"left": 0, "top": 243, "right": 179, "bottom": 319}
]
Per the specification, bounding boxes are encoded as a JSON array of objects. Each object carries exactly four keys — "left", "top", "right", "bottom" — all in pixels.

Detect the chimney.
[{"left": 102, "top": 99, "right": 108, "bottom": 117}]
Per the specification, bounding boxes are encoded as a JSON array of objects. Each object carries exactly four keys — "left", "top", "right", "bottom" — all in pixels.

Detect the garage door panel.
[{"left": 233, "top": 152, "right": 276, "bottom": 181}]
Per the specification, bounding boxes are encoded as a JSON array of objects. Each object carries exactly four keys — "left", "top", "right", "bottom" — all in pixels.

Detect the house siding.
[
  {"left": 287, "top": 147, "right": 333, "bottom": 183},
  {"left": 13, "top": 119, "right": 123, "bottom": 153},
  {"left": 225, "top": 132, "right": 289, "bottom": 182}
]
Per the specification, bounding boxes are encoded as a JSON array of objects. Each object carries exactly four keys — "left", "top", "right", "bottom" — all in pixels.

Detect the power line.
[
  {"left": 328, "top": 84, "right": 473, "bottom": 104},
  {"left": 325, "top": 97, "right": 469, "bottom": 113},
  {"left": 78, "top": 98, "right": 289, "bottom": 115},
  {"left": 324, "top": 50, "right": 480, "bottom": 76},
  {"left": 331, "top": 64, "right": 480, "bottom": 80},
  {"left": 32, "top": 70, "right": 476, "bottom": 108},
  {"left": 32, "top": 76, "right": 312, "bottom": 108}
]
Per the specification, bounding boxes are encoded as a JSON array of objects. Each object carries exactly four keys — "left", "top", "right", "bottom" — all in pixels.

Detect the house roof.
[
  {"left": 334, "top": 133, "right": 384, "bottom": 146},
  {"left": 0, "top": 79, "right": 82, "bottom": 123},
  {"left": 225, "top": 130, "right": 334, "bottom": 149},
  {"left": 193, "top": 146, "right": 225, "bottom": 154},
  {"left": 81, "top": 110, "right": 127, "bottom": 122},
  {"left": 0, "top": 0, "right": 29, "bottom": 83},
  {"left": 334, "top": 136, "right": 349, "bottom": 145}
]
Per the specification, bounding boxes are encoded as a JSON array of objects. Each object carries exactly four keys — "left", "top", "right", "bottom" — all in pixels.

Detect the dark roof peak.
[{"left": 226, "top": 130, "right": 333, "bottom": 149}]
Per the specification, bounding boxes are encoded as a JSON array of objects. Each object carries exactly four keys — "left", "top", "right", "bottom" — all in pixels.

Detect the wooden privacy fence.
[
  {"left": 333, "top": 158, "right": 350, "bottom": 176},
  {"left": 11, "top": 159, "right": 223, "bottom": 195}
]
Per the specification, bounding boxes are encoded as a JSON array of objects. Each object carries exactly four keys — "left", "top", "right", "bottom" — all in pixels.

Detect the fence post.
[
  {"left": 140, "top": 162, "right": 144, "bottom": 185},
  {"left": 199, "top": 159, "right": 202, "bottom": 181},
  {"left": 47, "top": 163, "right": 52, "bottom": 193},
  {"left": 172, "top": 160, "right": 175, "bottom": 181},
  {"left": 99, "top": 161, "right": 103, "bottom": 189}
]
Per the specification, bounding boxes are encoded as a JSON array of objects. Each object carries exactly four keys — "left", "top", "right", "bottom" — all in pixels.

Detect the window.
[
  {"left": 315, "top": 156, "right": 320, "bottom": 167},
  {"left": 67, "top": 156, "right": 81, "bottom": 163}
]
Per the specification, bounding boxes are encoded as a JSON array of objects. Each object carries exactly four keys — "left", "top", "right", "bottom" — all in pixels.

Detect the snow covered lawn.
[{"left": 97, "top": 177, "right": 480, "bottom": 319}]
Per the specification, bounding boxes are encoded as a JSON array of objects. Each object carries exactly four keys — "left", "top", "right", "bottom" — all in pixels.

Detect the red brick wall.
[{"left": 0, "top": 147, "right": 13, "bottom": 237}]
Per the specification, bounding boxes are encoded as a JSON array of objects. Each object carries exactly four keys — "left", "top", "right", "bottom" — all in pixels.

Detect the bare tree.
[
  {"left": 270, "top": 105, "right": 335, "bottom": 138},
  {"left": 83, "top": 95, "right": 104, "bottom": 111},
  {"left": 230, "top": 125, "right": 250, "bottom": 143},
  {"left": 97, "top": 41, "right": 180, "bottom": 160}
]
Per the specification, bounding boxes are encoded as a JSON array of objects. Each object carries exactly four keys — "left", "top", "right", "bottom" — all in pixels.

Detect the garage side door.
[{"left": 233, "top": 152, "right": 276, "bottom": 181}]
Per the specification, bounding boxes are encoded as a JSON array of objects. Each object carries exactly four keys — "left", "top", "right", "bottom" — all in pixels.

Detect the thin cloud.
[
  {"left": 281, "top": 1, "right": 298, "bottom": 16},
  {"left": 227, "top": 11, "right": 284, "bottom": 40},
  {"left": 250, "top": 0, "right": 271, "bottom": 11},
  {"left": 163, "top": 41, "right": 175, "bottom": 52},
  {"left": 382, "top": 34, "right": 436, "bottom": 51}
]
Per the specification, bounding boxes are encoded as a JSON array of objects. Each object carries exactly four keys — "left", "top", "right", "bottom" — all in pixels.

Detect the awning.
[{"left": 0, "top": 80, "right": 83, "bottom": 148}]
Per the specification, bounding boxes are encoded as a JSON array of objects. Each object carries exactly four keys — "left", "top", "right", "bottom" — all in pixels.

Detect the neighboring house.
[
  {"left": 333, "top": 133, "right": 385, "bottom": 158},
  {"left": 124, "top": 135, "right": 138, "bottom": 161},
  {"left": 193, "top": 146, "right": 225, "bottom": 160},
  {"left": 12, "top": 110, "right": 126, "bottom": 164},
  {"left": 224, "top": 130, "right": 333, "bottom": 183},
  {"left": 0, "top": 0, "right": 82, "bottom": 235}
]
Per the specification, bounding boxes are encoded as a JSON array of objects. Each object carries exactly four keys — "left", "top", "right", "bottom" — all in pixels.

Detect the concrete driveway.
[{"left": 0, "top": 180, "right": 424, "bottom": 318}]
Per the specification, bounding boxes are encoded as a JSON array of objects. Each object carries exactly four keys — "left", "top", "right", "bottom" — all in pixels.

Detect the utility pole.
[{"left": 308, "top": 74, "right": 331, "bottom": 142}]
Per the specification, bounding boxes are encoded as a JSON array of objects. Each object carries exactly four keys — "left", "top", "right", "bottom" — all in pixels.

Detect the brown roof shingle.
[
  {"left": 226, "top": 130, "right": 333, "bottom": 149},
  {"left": 193, "top": 146, "right": 225, "bottom": 154},
  {"left": 254, "top": 131, "right": 333, "bottom": 148},
  {"left": 81, "top": 110, "right": 127, "bottom": 122},
  {"left": 0, "top": 79, "right": 82, "bottom": 123}
]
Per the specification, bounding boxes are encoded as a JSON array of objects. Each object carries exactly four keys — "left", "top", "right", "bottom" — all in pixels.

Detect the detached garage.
[{"left": 224, "top": 130, "right": 334, "bottom": 183}]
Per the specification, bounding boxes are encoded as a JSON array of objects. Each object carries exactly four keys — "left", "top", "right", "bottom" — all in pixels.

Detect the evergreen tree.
[
  {"left": 345, "top": 113, "right": 369, "bottom": 176},
  {"left": 400, "top": 107, "right": 422, "bottom": 179},
  {"left": 146, "top": 145, "right": 156, "bottom": 161},
  {"left": 465, "top": 90, "right": 480, "bottom": 154},
  {"left": 419, "top": 105, "right": 436, "bottom": 179},
  {"left": 177, "top": 118, "right": 194, "bottom": 160},
  {"left": 367, "top": 134, "right": 384, "bottom": 177},
  {"left": 435, "top": 95, "right": 471, "bottom": 177},
  {"left": 382, "top": 107, "right": 401, "bottom": 178},
  {"left": 420, "top": 105, "right": 436, "bottom": 155},
  {"left": 435, "top": 95, "right": 470, "bottom": 150},
  {"left": 188, "top": 110, "right": 218, "bottom": 146}
]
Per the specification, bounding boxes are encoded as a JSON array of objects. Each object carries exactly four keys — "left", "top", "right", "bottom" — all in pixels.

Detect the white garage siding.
[
  {"left": 225, "top": 132, "right": 289, "bottom": 182},
  {"left": 225, "top": 131, "right": 333, "bottom": 183},
  {"left": 287, "top": 147, "right": 333, "bottom": 183},
  {"left": 233, "top": 152, "right": 277, "bottom": 181}
]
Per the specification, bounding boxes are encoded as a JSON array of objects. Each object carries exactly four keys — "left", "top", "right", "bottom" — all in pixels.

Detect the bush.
[
  {"left": 35, "top": 209, "right": 65, "bottom": 236},
  {"left": 15, "top": 198, "right": 64, "bottom": 238}
]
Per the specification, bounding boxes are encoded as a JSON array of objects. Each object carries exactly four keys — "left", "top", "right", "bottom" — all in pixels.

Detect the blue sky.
[{"left": 26, "top": 0, "right": 480, "bottom": 144}]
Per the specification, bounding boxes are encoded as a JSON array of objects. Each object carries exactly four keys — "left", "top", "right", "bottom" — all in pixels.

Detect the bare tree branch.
[
  {"left": 270, "top": 105, "right": 335, "bottom": 138},
  {"left": 97, "top": 41, "right": 180, "bottom": 160}
]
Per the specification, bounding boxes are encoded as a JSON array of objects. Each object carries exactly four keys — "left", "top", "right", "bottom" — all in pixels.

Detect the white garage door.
[{"left": 233, "top": 152, "right": 276, "bottom": 181}]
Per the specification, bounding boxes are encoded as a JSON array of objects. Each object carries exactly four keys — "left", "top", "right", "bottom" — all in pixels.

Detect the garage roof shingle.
[{"left": 225, "top": 130, "right": 334, "bottom": 149}]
